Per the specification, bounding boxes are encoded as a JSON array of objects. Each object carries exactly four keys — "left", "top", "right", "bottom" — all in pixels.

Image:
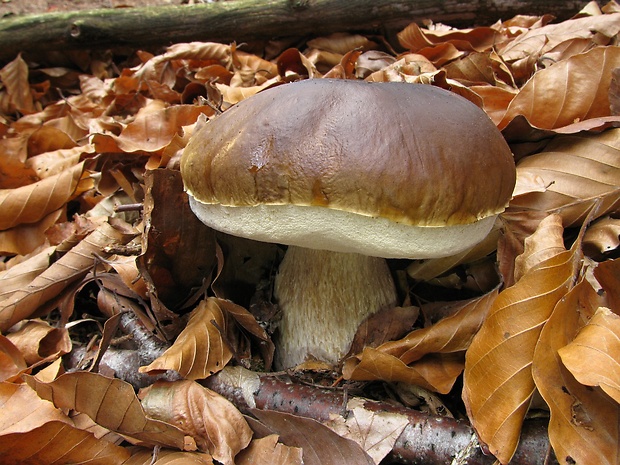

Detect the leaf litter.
[{"left": 1, "top": 2, "right": 620, "bottom": 464}]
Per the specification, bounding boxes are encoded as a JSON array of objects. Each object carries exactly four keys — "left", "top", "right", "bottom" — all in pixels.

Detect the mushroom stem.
[{"left": 273, "top": 246, "right": 398, "bottom": 369}]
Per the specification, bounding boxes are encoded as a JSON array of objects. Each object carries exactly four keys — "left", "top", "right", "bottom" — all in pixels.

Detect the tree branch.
[
  {"left": 203, "top": 368, "right": 558, "bottom": 465},
  {"left": 0, "top": 0, "right": 588, "bottom": 63}
]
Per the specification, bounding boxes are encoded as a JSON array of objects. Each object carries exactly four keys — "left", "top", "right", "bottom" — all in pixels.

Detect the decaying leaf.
[
  {"left": 139, "top": 298, "right": 233, "bottom": 379},
  {"left": 532, "top": 280, "right": 618, "bottom": 465},
  {"left": 499, "top": 46, "right": 620, "bottom": 131},
  {"left": 463, "top": 215, "right": 581, "bottom": 463},
  {"left": 235, "top": 434, "right": 303, "bottom": 465},
  {"left": 325, "top": 397, "right": 409, "bottom": 464},
  {"left": 141, "top": 380, "right": 252, "bottom": 464},
  {"left": 344, "top": 289, "right": 498, "bottom": 394},
  {"left": 251, "top": 408, "right": 375, "bottom": 465},
  {"left": 509, "top": 129, "right": 620, "bottom": 227},
  {"left": 0, "top": 420, "right": 131, "bottom": 465},
  {"left": 0, "top": 219, "right": 137, "bottom": 332},
  {"left": 24, "top": 372, "right": 192, "bottom": 451},
  {"left": 558, "top": 306, "right": 620, "bottom": 404}
]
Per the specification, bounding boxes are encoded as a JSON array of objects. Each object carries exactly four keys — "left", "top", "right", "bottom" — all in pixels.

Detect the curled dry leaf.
[
  {"left": 5, "top": 318, "right": 71, "bottom": 365},
  {"left": 558, "top": 306, "right": 620, "bottom": 403},
  {"left": 0, "top": 54, "right": 35, "bottom": 115},
  {"left": 344, "top": 289, "right": 498, "bottom": 394},
  {"left": 251, "top": 408, "right": 374, "bottom": 465},
  {"left": 141, "top": 380, "right": 252, "bottom": 464},
  {"left": 463, "top": 216, "right": 581, "bottom": 463},
  {"left": 583, "top": 216, "right": 620, "bottom": 256},
  {"left": 0, "top": 245, "right": 55, "bottom": 302},
  {"left": 0, "top": 335, "right": 27, "bottom": 382},
  {"left": 499, "top": 46, "right": 620, "bottom": 131},
  {"left": 124, "top": 447, "right": 213, "bottom": 464},
  {"left": 509, "top": 129, "right": 620, "bottom": 227},
  {"left": 532, "top": 280, "right": 618, "bottom": 465},
  {"left": 139, "top": 298, "right": 233, "bottom": 380},
  {"left": 0, "top": 208, "right": 64, "bottom": 256},
  {"left": 498, "top": 13, "right": 620, "bottom": 82},
  {"left": 397, "top": 22, "right": 497, "bottom": 53},
  {"left": 236, "top": 434, "right": 303, "bottom": 465},
  {"left": 514, "top": 214, "right": 565, "bottom": 281},
  {"left": 0, "top": 420, "right": 131, "bottom": 465},
  {"left": 325, "top": 397, "right": 409, "bottom": 464},
  {"left": 0, "top": 381, "right": 70, "bottom": 434},
  {"left": 0, "top": 219, "right": 137, "bottom": 332},
  {"left": 0, "top": 161, "right": 87, "bottom": 231},
  {"left": 24, "top": 372, "right": 191, "bottom": 451}
]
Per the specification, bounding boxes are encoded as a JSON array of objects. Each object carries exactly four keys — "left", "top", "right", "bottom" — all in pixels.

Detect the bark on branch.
[
  {"left": 0, "top": 0, "right": 589, "bottom": 63},
  {"left": 203, "top": 368, "right": 558, "bottom": 465}
]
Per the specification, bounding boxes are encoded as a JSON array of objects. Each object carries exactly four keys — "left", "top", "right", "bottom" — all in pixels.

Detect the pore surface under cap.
[{"left": 189, "top": 198, "right": 496, "bottom": 259}]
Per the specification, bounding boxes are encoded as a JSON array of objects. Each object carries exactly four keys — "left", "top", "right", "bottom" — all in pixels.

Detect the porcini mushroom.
[{"left": 181, "top": 79, "right": 515, "bottom": 369}]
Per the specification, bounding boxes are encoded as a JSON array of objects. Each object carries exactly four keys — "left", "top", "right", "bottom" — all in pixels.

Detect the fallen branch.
[
  {"left": 203, "top": 367, "right": 559, "bottom": 465},
  {"left": 0, "top": 0, "right": 588, "bottom": 63}
]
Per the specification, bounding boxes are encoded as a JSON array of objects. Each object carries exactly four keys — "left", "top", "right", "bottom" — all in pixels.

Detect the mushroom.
[{"left": 181, "top": 79, "right": 515, "bottom": 369}]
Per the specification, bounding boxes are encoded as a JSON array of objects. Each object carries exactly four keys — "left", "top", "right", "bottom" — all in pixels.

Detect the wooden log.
[{"left": 0, "top": 0, "right": 589, "bottom": 62}]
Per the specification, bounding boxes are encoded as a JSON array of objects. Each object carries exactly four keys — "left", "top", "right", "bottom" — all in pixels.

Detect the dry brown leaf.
[
  {"left": 498, "top": 13, "right": 620, "bottom": 81},
  {"left": 0, "top": 420, "right": 131, "bottom": 465},
  {"left": 344, "top": 290, "right": 497, "bottom": 394},
  {"left": 92, "top": 100, "right": 214, "bottom": 155},
  {"left": 139, "top": 298, "right": 233, "bottom": 379},
  {"left": 124, "top": 448, "right": 214, "bottom": 464},
  {"left": 6, "top": 319, "right": 71, "bottom": 365},
  {"left": 325, "top": 397, "right": 409, "bottom": 464},
  {"left": 593, "top": 257, "right": 620, "bottom": 311},
  {"left": 559, "top": 306, "right": 620, "bottom": 403},
  {"left": 532, "top": 280, "right": 619, "bottom": 465},
  {"left": 499, "top": 46, "right": 620, "bottom": 131},
  {"left": 307, "top": 33, "right": 376, "bottom": 55},
  {"left": 236, "top": 434, "right": 303, "bottom": 465},
  {"left": 583, "top": 216, "right": 620, "bottom": 256},
  {"left": 252, "top": 408, "right": 374, "bottom": 465},
  {"left": 0, "top": 382, "right": 70, "bottom": 434},
  {"left": 0, "top": 219, "right": 137, "bottom": 332},
  {"left": 0, "top": 335, "right": 27, "bottom": 382},
  {"left": 24, "top": 372, "right": 191, "bottom": 451},
  {"left": 463, "top": 223, "right": 580, "bottom": 463},
  {"left": 0, "top": 54, "right": 35, "bottom": 115},
  {"left": 509, "top": 129, "right": 620, "bottom": 227},
  {"left": 141, "top": 380, "right": 252, "bottom": 464},
  {"left": 345, "top": 349, "right": 464, "bottom": 394},
  {"left": 398, "top": 23, "right": 497, "bottom": 53},
  {"left": 0, "top": 161, "right": 86, "bottom": 231},
  {"left": 0, "top": 208, "right": 63, "bottom": 256},
  {"left": 514, "top": 214, "right": 565, "bottom": 281},
  {"left": 0, "top": 246, "right": 55, "bottom": 302}
]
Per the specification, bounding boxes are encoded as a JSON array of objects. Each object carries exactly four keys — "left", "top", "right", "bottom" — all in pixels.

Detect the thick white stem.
[{"left": 273, "top": 246, "right": 398, "bottom": 369}]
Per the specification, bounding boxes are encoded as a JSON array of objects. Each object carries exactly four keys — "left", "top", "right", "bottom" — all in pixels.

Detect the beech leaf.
[
  {"left": 139, "top": 298, "right": 233, "bottom": 379},
  {"left": 0, "top": 220, "right": 137, "bottom": 332},
  {"left": 509, "top": 129, "right": 620, "bottom": 227},
  {"left": 252, "top": 409, "right": 374, "bottom": 465},
  {"left": 24, "top": 372, "right": 191, "bottom": 451},
  {"left": 344, "top": 289, "right": 498, "bottom": 394},
  {"left": 236, "top": 434, "right": 303, "bottom": 465},
  {"left": 499, "top": 46, "right": 620, "bottom": 131},
  {"left": 141, "top": 380, "right": 252, "bottom": 464},
  {"left": 0, "top": 161, "right": 86, "bottom": 230},
  {"left": 462, "top": 215, "right": 580, "bottom": 463},
  {"left": 532, "top": 280, "right": 619, "bottom": 465},
  {"left": 558, "top": 307, "right": 620, "bottom": 403}
]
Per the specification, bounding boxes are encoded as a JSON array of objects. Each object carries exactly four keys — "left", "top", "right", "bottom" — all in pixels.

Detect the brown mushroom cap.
[{"left": 181, "top": 79, "right": 515, "bottom": 259}]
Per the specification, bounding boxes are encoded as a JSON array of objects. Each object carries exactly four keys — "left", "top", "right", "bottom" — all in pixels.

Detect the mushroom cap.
[{"left": 181, "top": 79, "right": 515, "bottom": 259}]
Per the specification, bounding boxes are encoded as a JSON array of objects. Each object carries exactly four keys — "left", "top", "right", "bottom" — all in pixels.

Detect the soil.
[{"left": 0, "top": 0, "right": 197, "bottom": 18}]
